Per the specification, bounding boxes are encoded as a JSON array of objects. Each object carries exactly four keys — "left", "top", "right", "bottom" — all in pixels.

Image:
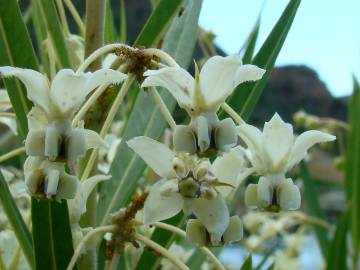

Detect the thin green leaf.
[
  {"left": 135, "top": 214, "right": 185, "bottom": 270},
  {"left": 97, "top": 0, "right": 200, "bottom": 226},
  {"left": 134, "top": 0, "right": 183, "bottom": 47},
  {"left": 36, "top": 0, "right": 71, "bottom": 68},
  {"left": 346, "top": 77, "right": 360, "bottom": 254},
  {"left": 119, "top": 0, "right": 127, "bottom": 43},
  {"left": 0, "top": 0, "right": 38, "bottom": 138},
  {"left": 240, "top": 255, "right": 253, "bottom": 270},
  {"left": 105, "top": 0, "right": 117, "bottom": 44},
  {"left": 31, "top": 199, "right": 76, "bottom": 270},
  {"left": 300, "top": 161, "right": 329, "bottom": 258},
  {"left": 327, "top": 210, "right": 349, "bottom": 270},
  {"left": 225, "top": 0, "right": 301, "bottom": 121},
  {"left": 0, "top": 171, "right": 34, "bottom": 269},
  {"left": 241, "top": 16, "right": 261, "bottom": 64}
]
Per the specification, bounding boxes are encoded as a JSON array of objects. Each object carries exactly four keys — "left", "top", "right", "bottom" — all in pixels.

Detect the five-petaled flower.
[
  {"left": 127, "top": 136, "right": 243, "bottom": 245},
  {"left": 237, "top": 113, "right": 336, "bottom": 210},
  {"left": 141, "top": 55, "right": 265, "bottom": 154}
]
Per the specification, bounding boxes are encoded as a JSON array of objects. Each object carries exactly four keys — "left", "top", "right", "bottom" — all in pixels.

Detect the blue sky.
[{"left": 199, "top": 0, "right": 360, "bottom": 97}]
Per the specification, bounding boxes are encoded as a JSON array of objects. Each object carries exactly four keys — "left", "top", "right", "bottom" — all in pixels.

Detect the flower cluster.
[
  {"left": 0, "top": 66, "right": 126, "bottom": 200},
  {"left": 127, "top": 54, "right": 335, "bottom": 247}
]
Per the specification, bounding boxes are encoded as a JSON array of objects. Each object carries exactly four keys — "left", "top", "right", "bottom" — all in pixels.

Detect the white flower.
[
  {"left": 142, "top": 55, "right": 265, "bottom": 154},
  {"left": 24, "top": 156, "right": 78, "bottom": 200},
  {"left": 238, "top": 113, "right": 336, "bottom": 211},
  {"left": 0, "top": 67, "right": 127, "bottom": 161},
  {"left": 127, "top": 136, "right": 233, "bottom": 244},
  {"left": 0, "top": 89, "right": 17, "bottom": 135}
]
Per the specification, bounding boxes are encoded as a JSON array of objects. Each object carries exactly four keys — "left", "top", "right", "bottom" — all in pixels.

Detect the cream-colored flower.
[
  {"left": 238, "top": 113, "right": 335, "bottom": 211},
  {"left": 24, "top": 156, "right": 78, "bottom": 200},
  {"left": 142, "top": 55, "right": 265, "bottom": 154},
  {"left": 127, "top": 136, "right": 234, "bottom": 244},
  {"left": 0, "top": 66, "right": 127, "bottom": 161}
]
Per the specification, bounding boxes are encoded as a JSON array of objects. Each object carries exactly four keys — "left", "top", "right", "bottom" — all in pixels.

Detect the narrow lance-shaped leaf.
[
  {"left": 225, "top": 0, "right": 301, "bottom": 121},
  {"left": 300, "top": 161, "right": 329, "bottom": 258},
  {"left": 119, "top": 0, "right": 127, "bottom": 43},
  {"left": 241, "top": 15, "right": 261, "bottom": 64},
  {"left": 0, "top": 0, "right": 37, "bottom": 138},
  {"left": 327, "top": 210, "right": 349, "bottom": 270},
  {"left": 104, "top": 0, "right": 117, "bottom": 44},
  {"left": 0, "top": 172, "right": 34, "bottom": 268},
  {"left": 240, "top": 255, "right": 253, "bottom": 270},
  {"left": 346, "top": 77, "right": 360, "bottom": 254}
]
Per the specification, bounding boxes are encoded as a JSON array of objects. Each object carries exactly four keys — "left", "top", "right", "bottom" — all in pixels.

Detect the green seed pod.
[
  {"left": 173, "top": 125, "right": 197, "bottom": 154},
  {"left": 186, "top": 219, "right": 207, "bottom": 246},
  {"left": 214, "top": 118, "right": 237, "bottom": 152},
  {"left": 223, "top": 216, "right": 243, "bottom": 244},
  {"left": 178, "top": 177, "right": 199, "bottom": 198}
]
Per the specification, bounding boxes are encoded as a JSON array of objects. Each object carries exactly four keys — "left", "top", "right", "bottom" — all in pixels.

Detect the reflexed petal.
[
  {"left": 287, "top": 130, "right": 336, "bottom": 169},
  {"left": 84, "top": 128, "right": 107, "bottom": 151},
  {"left": 142, "top": 67, "right": 194, "bottom": 109},
  {"left": 56, "top": 173, "right": 78, "bottom": 201},
  {"left": 199, "top": 55, "right": 242, "bottom": 107},
  {"left": 214, "top": 118, "right": 237, "bottom": 152},
  {"left": 223, "top": 216, "right": 243, "bottom": 243},
  {"left": 263, "top": 113, "right": 293, "bottom": 171},
  {"left": 244, "top": 184, "right": 258, "bottom": 209},
  {"left": 27, "top": 106, "right": 48, "bottom": 130},
  {"left": 257, "top": 177, "right": 272, "bottom": 208},
  {"left": 68, "top": 175, "right": 110, "bottom": 223},
  {"left": 211, "top": 146, "right": 246, "bottom": 197},
  {"left": 173, "top": 125, "right": 197, "bottom": 154},
  {"left": 127, "top": 136, "right": 176, "bottom": 179},
  {"left": 143, "top": 179, "right": 184, "bottom": 224},
  {"left": 185, "top": 219, "right": 207, "bottom": 246},
  {"left": 0, "top": 67, "right": 51, "bottom": 113},
  {"left": 278, "top": 179, "right": 301, "bottom": 210},
  {"left": 50, "top": 69, "right": 127, "bottom": 115},
  {"left": 237, "top": 124, "right": 263, "bottom": 157},
  {"left": 188, "top": 195, "right": 230, "bottom": 242},
  {"left": 25, "top": 129, "right": 45, "bottom": 156},
  {"left": 234, "top": 64, "right": 265, "bottom": 84}
]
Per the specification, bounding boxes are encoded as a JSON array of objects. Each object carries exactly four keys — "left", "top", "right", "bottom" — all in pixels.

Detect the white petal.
[
  {"left": 278, "top": 179, "right": 301, "bottom": 210},
  {"left": 188, "top": 195, "right": 229, "bottom": 241},
  {"left": 127, "top": 136, "right": 176, "bottom": 179},
  {"left": 244, "top": 184, "right": 258, "bottom": 209},
  {"left": 0, "top": 117, "right": 17, "bottom": 135},
  {"left": 0, "top": 67, "right": 51, "bottom": 113},
  {"left": 84, "top": 128, "right": 107, "bottom": 150},
  {"left": 68, "top": 175, "right": 110, "bottom": 223},
  {"left": 23, "top": 156, "right": 44, "bottom": 177},
  {"left": 199, "top": 55, "right": 242, "bottom": 107},
  {"left": 185, "top": 219, "right": 207, "bottom": 246},
  {"left": 211, "top": 147, "right": 246, "bottom": 197},
  {"left": 287, "top": 130, "right": 336, "bottom": 169},
  {"left": 50, "top": 68, "right": 127, "bottom": 116},
  {"left": 257, "top": 177, "right": 272, "bottom": 208},
  {"left": 237, "top": 123, "right": 263, "bottom": 159},
  {"left": 234, "top": 64, "right": 265, "bottom": 84},
  {"left": 263, "top": 113, "right": 293, "bottom": 172},
  {"left": 27, "top": 106, "right": 48, "bottom": 130},
  {"left": 143, "top": 179, "right": 183, "bottom": 224},
  {"left": 142, "top": 67, "right": 194, "bottom": 109}
]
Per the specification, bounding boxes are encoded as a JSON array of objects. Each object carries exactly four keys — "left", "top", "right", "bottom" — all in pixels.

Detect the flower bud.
[
  {"left": 178, "top": 177, "right": 199, "bottom": 198},
  {"left": 25, "top": 129, "right": 45, "bottom": 156},
  {"left": 186, "top": 219, "right": 207, "bottom": 246},
  {"left": 223, "top": 216, "right": 243, "bottom": 244},
  {"left": 214, "top": 118, "right": 237, "bottom": 152},
  {"left": 173, "top": 125, "right": 197, "bottom": 154}
]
